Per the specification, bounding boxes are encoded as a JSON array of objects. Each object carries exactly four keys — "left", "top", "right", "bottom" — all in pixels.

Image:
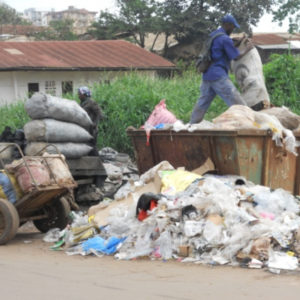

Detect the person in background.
[
  {"left": 78, "top": 86, "right": 103, "bottom": 155},
  {"left": 190, "top": 14, "right": 254, "bottom": 124}
]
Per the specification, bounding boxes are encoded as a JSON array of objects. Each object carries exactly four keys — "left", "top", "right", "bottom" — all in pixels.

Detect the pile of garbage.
[
  {"left": 143, "top": 102, "right": 300, "bottom": 156},
  {"left": 99, "top": 147, "right": 139, "bottom": 198},
  {"left": 44, "top": 160, "right": 300, "bottom": 273},
  {"left": 24, "top": 93, "right": 94, "bottom": 158}
]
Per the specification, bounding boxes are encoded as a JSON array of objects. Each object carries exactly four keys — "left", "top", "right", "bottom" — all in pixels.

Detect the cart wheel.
[
  {"left": 34, "top": 197, "right": 71, "bottom": 233},
  {"left": 0, "top": 198, "right": 20, "bottom": 245}
]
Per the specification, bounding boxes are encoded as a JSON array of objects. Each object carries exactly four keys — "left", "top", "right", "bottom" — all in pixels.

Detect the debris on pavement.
[{"left": 43, "top": 160, "right": 300, "bottom": 273}]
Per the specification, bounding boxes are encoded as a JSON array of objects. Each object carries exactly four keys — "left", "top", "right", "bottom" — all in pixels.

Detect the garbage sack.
[
  {"left": 232, "top": 36, "right": 270, "bottom": 108},
  {"left": 144, "top": 99, "right": 177, "bottom": 145},
  {"left": 42, "top": 153, "right": 74, "bottom": 185},
  {"left": 262, "top": 106, "right": 300, "bottom": 131},
  {"left": 25, "top": 93, "right": 92, "bottom": 129},
  {"left": 213, "top": 105, "right": 255, "bottom": 129},
  {"left": 25, "top": 142, "right": 92, "bottom": 159},
  {"left": 0, "top": 172, "right": 17, "bottom": 203},
  {"left": 6, "top": 158, "right": 51, "bottom": 193},
  {"left": 24, "top": 119, "right": 92, "bottom": 143}
]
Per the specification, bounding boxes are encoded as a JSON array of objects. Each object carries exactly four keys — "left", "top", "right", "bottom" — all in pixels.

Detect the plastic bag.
[
  {"left": 160, "top": 169, "right": 201, "bottom": 195},
  {"left": 144, "top": 99, "right": 177, "bottom": 146},
  {"left": 0, "top": 172, "right": 17, "bottom": 204},
  {"left": 267, "top": 251, "right": 298, "bottom": 270},
  {"left": 43, "top": 228, "right": 62, "bottom": 243},
  {"left": 154, "top": 231, "right": 173, "bottom": 259},
  {"left": 144, "top": 99, "right": 177, "bottom": 127}
]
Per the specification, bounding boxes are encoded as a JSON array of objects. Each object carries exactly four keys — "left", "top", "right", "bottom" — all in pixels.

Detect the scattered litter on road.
[{"left": 42, "top": 160, "right": 300, "bottom": 273}]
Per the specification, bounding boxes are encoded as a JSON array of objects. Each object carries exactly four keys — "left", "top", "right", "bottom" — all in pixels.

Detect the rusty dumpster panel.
[
  {"left": 127, "top": 128, "right": 299, "bottom": 194},
  {"left": 214, "top": 134, "right": 265, "bottom": 185}
]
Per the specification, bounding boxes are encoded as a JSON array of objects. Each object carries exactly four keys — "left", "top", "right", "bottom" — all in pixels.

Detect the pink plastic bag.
[
  {"left": 145, "top": 99, "right": 177, "bottom": 127},
  {"left": 144, "top": 99, "right": 177, "bottom": 145}
]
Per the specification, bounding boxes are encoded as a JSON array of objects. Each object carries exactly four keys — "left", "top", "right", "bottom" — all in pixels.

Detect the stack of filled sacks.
[{"left": 24, "top": 93, "right": 93, "bottom": 159}]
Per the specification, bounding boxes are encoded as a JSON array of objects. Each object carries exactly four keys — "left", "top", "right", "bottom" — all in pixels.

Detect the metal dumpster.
[{"left": 127, "top": 128, "right": 299, "bottom": 194}]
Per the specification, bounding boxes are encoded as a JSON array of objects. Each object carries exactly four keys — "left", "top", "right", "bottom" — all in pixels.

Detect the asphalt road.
[{"left": 1, "top": 225, "right": 300, "bottom": 300}]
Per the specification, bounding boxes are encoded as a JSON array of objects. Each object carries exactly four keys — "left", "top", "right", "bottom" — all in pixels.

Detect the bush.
[{"left": 264, "top": 53, "right": 300, "bottom": 112}]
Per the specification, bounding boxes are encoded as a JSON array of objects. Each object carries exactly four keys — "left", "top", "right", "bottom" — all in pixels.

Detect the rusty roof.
[
  {"left": 0, "top": 25, "right": 45, "bottom": 36},
  {"left": 252, "top": 33, "right": 300, "bottom": 45},
  {"left": 0, "top": 40, "right": 175, "bottom": 71}
]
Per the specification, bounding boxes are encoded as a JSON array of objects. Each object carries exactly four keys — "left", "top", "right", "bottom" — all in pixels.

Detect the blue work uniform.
[{"left": 190, "top": 27, "right": 246, "bottom": 124}]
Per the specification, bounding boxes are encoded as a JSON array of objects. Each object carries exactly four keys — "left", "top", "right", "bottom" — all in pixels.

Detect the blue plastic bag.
[
  {"left": 82, "top": 236, "right": 126, "bottom": 255},
  {"left": 0, "top": 173, "right": 17, "bottom": 204}
]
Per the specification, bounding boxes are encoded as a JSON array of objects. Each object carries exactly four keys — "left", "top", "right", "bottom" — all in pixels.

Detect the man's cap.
[
  {"left": 221, "top": 14, "right": 240, "bottom": 28},
  {"left": 78, "top": 86, "right": 91, "bottom": 97}
]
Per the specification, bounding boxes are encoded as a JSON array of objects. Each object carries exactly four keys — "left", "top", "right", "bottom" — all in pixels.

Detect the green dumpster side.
[{"left": 127, "top": 128, "right": 298, "bottom": 194}]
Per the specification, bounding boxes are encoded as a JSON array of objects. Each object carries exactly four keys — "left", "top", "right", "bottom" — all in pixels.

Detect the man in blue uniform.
[{"left": 190, "top": 15, "right": 254, "bottom": 124}]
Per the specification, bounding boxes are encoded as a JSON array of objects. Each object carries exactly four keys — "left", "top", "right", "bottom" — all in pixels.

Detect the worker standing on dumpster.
[
  {"left": 190, "top": 14, "right": 254, "bottom": 124},
  {"left": 78, "top": 86, "right": 103, "bottom": 155}
]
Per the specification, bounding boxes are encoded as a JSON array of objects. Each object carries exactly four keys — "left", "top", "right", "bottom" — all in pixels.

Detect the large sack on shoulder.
[
  {"left": 25, "top": 93, "right": 93, "bottom": 129},
  {"left": 25, "top": 142, "right": 92, "bottom": 159},
  {"left": 213, "top": 105, "right": 255, "bottom": 129},
  {"left": 24, "top": 119, "right": 92, "bottom": 143},
  {"left": 232, "top": 36, "right": 270, "bottom": 108},
  {"left": 262, "top": 107, "right": 300, "bottom": 131}
]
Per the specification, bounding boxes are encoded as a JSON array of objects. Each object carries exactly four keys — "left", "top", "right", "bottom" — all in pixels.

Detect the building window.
[
  {"left": 45, "top": 80, "right": 56, "bottom": 95},
  {"left": 28, "top": 83, "right": 39, "bottom": 98},
  {"left": 62, "top": 81, "right": 73, "bottom": 95}
]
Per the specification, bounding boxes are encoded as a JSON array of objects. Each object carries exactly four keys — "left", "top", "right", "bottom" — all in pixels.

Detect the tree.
[
  {"left": 0, "top": 3, "right": 31, "bottom": 25},
  {"left": 89, "top": 0, "right": 159, "bottom": 48},
  {"left": 34, "top": 19, "right": 78, "bottom": 41},
  {"left": 272, "top": 0, "right": 300, "bottom": 32},
  {"left": 89, "top": 0, "right": 274, "bottom": 57}
]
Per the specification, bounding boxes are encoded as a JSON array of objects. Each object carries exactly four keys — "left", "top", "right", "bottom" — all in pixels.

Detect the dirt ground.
[{"left": 1, "top": 224, "right": 300, "bottom": 300}]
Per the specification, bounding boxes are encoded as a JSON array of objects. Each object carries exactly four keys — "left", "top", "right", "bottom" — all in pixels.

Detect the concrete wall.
[{"left": 0, "top": 70, "right": 156, "bottom": 106}]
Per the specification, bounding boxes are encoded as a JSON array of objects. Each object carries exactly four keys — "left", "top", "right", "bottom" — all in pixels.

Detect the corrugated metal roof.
[
  {"left": 0, "top": 25, "right": 45, "bottom": 36},
  {"left": 0, "top": 40, "right": 175, "bottom": 70},
  {"left": 252, "top": 33, "right": 300, "bottom": 45}
]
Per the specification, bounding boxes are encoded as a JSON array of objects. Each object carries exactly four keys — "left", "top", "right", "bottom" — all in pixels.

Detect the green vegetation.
[
  {"left": 0, "top": 102, "right": 30, "bottom": 131},
  {"left": 1, "top": 53, "right": 300, "bottom": 155},
  {"left": 264, "top": 53, "right": 300, "bottom": 113},
  {"left": 90, "top": 0, "right": 273, "bottom": 55},
  {"left": 93, "top": 70, "right": 226, "bottom": 154}
]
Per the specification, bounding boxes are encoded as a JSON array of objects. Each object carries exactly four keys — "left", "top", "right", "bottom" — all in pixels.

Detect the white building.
[
  {"left": 23, "top": 8, "right": 48, "bottom": 26},
  {"left": 0, "top": 40, "right": 175, "bottom": 105}
]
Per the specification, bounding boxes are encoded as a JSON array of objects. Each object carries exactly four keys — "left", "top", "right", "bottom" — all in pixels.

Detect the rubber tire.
[
  {"left": 0, "top": 198, "right": 20, "bottom": 245},
  {"left": 33, "top": 197, "right": 71, "bottom": 233}
]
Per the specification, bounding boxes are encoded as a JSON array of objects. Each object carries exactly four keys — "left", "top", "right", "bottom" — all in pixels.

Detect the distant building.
[
  {"left": 46, "top": 6, "right": 97, "bottom": 35},
  {"left": 252, "top": 33, "right": 300, "bottom": 63},
  {"left": 23, "top": 8, "right": 48, "bottom": 26},
  {"left": 0, "top": 40, "right": 175, "bottom": 105},
  {"left": 0, "top": 25, "right": 45, "bottom": 41}
]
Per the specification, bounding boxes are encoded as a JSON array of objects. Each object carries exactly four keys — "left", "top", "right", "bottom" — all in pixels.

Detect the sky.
[{"left": 2, "top": 0, "right": 289, "bottom": 33}]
